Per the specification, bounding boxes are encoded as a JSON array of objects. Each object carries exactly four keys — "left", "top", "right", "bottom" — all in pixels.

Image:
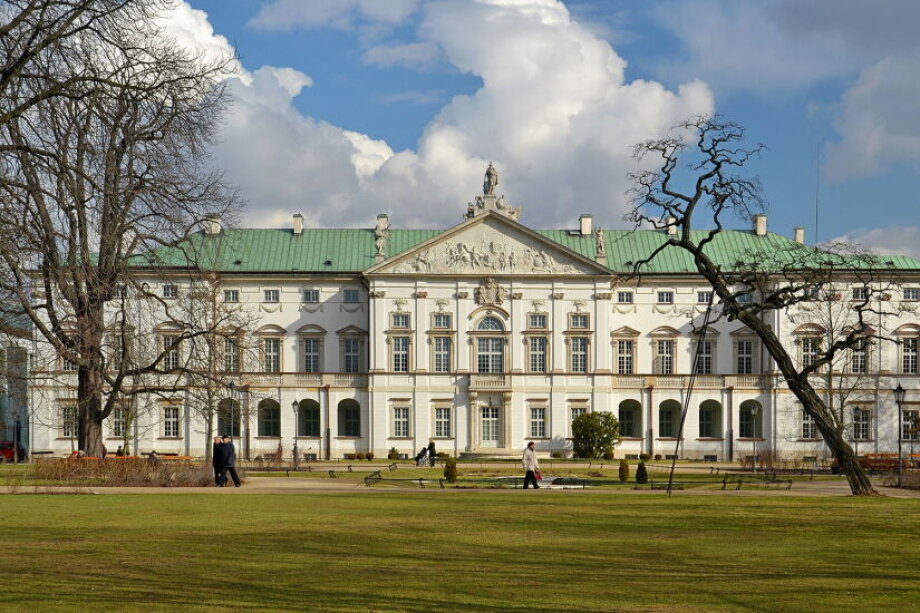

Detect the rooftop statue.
[{"left": 483, "top": 162, "right": 499, "bottom": 196}]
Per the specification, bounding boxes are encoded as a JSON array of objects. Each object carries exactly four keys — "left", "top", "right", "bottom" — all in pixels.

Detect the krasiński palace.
[{"left": 18, "top": 166, "right": 920, "bottom": 462}]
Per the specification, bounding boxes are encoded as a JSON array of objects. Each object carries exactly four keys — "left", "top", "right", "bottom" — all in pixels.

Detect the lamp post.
[
  {"left": 750, "top": 403, "right": 760, "bottom": 474},
  {"left": 291, "top": 400, "right": 300, "bottom": 471},
  {"left": 894, "top": 383, "right": 905, "bottom": 488}
]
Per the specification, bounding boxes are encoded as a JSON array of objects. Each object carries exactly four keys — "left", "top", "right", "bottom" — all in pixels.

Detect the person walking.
[
  {"left": 212, "top": 436, "right": 225, "bottom": 486},
  {"left": 522, "top": 441, "right": 540, "bottom": 489},
  {"left": 221, "top": 436, "right": 242, "bottom": 487},
  {"left": 427, "top": 438, "right": 436, "bottom": 467}
]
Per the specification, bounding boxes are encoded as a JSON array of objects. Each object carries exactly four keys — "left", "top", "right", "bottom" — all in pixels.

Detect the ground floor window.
[
  {"left": 618, "top": 400, "right": 641, "bottom": 437},
  {"left": 338, "top": 400, "right": 361, "bottom": 437},
  {"left": 852, "top": 408, "right": 870, "bottom": 441},
  {"left": 434, "top": 407, "right": 451, "bottom": 438},
  {"left": 903, "top": 410, "right": 920, "bottom": 441},
  {"left": 738, "top": 400, "right": 763, "bottom": 438},
  {"left": 163, "top": 406, "right": 180, "bottom": 438},
  {"left": 530, "top": 407, "right": 546, "bottom": 438},
  {"left": 393, "top": 407, "right": 410, "bottom": 437},
  {"left": 62, "top": 406, "right": 78, "bottom": 437},
  {"left": 698, "top": 400, "right": 721, "bottom": 438},
  {"left": 298, "top": 399, "right": 320, "bottom": 437},
  {"left": 659, "top": 400, "right": 680, "bottom": 437},
  {"left": 258, "top": 399, "right": 281, "bottom": 437}
]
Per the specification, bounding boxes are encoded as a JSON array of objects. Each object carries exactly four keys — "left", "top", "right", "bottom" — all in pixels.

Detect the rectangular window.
[
  {"left": 529, "top": 337, "right": 547, "bottom": 373},
  {"left": 617, "top": 340, "right": 634, "bottom": 374},
  {"left": 905, "top": 288, "right": 920, "bottom": 301},
  {"left": 699, "top": 409, "right": 713, "bottom": 438},
  {"left": 392, "top": 313, "right": 410, "bottom": 329},
  {"left": 162, "top": 284, "right": 178, "bottom": 299},
  {"left": 739, "top": 409, "right": 762, "bottom": 438},
  {"left": 303, "top": 338, "right": 321, "bottom": 373},
  {"left": 737, "top": 292, "right": 754, "bottom": 304},
  {"left": 619, "top": 407, "right": 637, "bottom": 438},
  {"left": 659, "top": 407, "right": 675, "bottom": 438},
  {"left": 903, "top": 410, "right": 919, "bottom": 441},
  {"left": 433, "top": 314, "right": 451, "bottom": 329},
  {"left": 570, "top": 407, "right": 587, "bottom": 426},
  {"left": 477, "top": 338, "right": 503, "bottom": 373},
  {"left": 695, "top": 340, "right": 713, "bottom": 375},
  {"left": 655, "top": 340, "right": 674, "bottom": 374},
  {"left": 112, "top": 407, "right": 127, "bottom": 438},
  {"left": 801, "top": 337, "right": 820, "bottom": 369},
  {"left": 435, "top": 407, "right": 451, "bottom": 438},
  {"left": 344, "top": 289, "right": 360, "bottom": 303},
  {"left": 223, "top": 337, "right": 240, "bottom": 372},
  {"left": 342, "top": 339, "right": 362, "bottom": 373},
  {"left": 570, "top": 337, "right": 588, "bottom": 373},
  {"left": 302, "top": 289, "right": 319, "bottom": 303},
  {"left": 802, "top": 410, "right": 817, "bottom": 439},
  {"left": 853, "top": 408, "right": 870, "bottom": 441},
  {"left": 529, "top": 314, "right": 547, "bottom": 329},
  {"left": 162, "top": 335, "right": 181, "bottom": 370},
  {"left": 736, "top": 340, "right": 754, "bottom": 375},
  {"left": 903, "top": 338, "right": 918, "bottom": 374},
  {"left": 850, "top": 340, "right": 868, "bottom": 374},
  {"left": 163, "top": 406, "right": 180, "bottom": 438},
  {"left": 570, "top": 314, "right": 589, "bottom": 329},
  {"left": 393, "top": 407, "right": 409, "bottom": 438},
  {"left": 223, "top": 289, "right": 239, "bottom": 303},
  {"left": 852, "top": 287, "right": 869, "bottom": 301},
  {"left": 697, "top": 291, "right": 713, "bottom": 304},
  {"left": 263, "top": 338, "right": 281, "bottom": 373},
  {"left": 62, "top": 406, "right": 78, "bottom": 437},
  {"left": 392, "top": 337, "right": 410, "bottom": 372},
  {"left": 657, "top": 291, "right": 674, "bottom": 304},
  {"left": 617, "top": 291, "right": 633, "bottom": 304},
  {"left": 433, "top": 337, "right": 451, "bottom": 373},
  {"left": 530, "top": 407, "right": 547, "bottom": 438},
  {"left": 263, "top": 289, "right": 280, "bottom": 303}
]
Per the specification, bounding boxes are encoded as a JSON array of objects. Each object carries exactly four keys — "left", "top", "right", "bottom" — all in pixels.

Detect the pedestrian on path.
[
  {"left": 427, "top": 439, "right": 436, "bottom": 467},
  {"left": 212, "top": 436, "right": 225, "bottom": 486},
  {"left": 221, "top": 436, "right": 242, "bottom": 487},
  {"left": 522, "top": 441, "right": 540, "bottom": 489}
]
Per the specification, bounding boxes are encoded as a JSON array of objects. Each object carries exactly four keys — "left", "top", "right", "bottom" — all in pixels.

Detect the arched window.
[
  {"left": 298, "top": 399, "right": 320, "bottom": 437},
  {"left": 698, "top": 400, "right": 722, "bottom": 438},
  {"left": 618, "top": 399, "right": 641, "bottom": 438},
  {"left": 659, "top": 399, "right": 681, "bottom": 438},
  {"left": 217, "top": 398, "right": 241, "bottom": 437},
  {"left": 338, "top": 399, "right": 361, "bottom": 437},
  {"left": 258, "top": 399, "right": 281, "bottom": 437},
  {"left": 478, "top": 317, "right": 505, "bottom": 331},
  {"left": 739, "top": 400, "right": 763, "bottom": 438}
]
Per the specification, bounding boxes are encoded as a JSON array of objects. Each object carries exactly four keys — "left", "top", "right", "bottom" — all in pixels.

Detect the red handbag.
[{"left": 535, "top": 471, "right": 543, "bottom": 481}]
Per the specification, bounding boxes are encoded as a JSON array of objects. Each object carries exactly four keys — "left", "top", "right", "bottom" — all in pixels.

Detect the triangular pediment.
[{"left": 366, "top": 212, "right": 610, "bottom": 276}]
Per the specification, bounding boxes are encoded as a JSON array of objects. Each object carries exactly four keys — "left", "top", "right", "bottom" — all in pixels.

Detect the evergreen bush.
[
  {"left": 443, "top": 458, "right": 458, "bottom": 483},
  {"left": 636, "top": 461, "right": 648, "bottom": 484},
  {"left": 387, "top": 447, "right": 398, "bottom": 460},
  {"left": 618, "top": 459, "right": 630, "bottom": 482}
]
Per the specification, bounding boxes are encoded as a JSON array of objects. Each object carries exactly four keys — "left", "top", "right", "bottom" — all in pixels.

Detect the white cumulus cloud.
[
  {"left": 832, "top": 226, "right": 920, "bottom": 261},
  {"left": 248, "top": 0, "right": 420, "bottom": 31},
  {"left": 170, "top": 0, "right": 714, "bottom": 229}
]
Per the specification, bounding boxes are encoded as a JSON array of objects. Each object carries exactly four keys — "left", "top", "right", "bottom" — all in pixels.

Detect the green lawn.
[{"left": 0, "top": 493, "right": 917, "bottom": 612}]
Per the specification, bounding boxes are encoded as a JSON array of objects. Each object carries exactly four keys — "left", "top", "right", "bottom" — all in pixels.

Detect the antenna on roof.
[{"left": 814, "top": 143, "right": 821, "bottom": 244}]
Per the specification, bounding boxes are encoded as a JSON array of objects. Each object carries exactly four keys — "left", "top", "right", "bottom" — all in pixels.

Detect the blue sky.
[{"left": 172, "top": 0, "right": 920, "bottom": 258}]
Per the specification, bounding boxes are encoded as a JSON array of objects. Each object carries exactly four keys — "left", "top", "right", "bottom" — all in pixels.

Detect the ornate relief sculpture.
[{"left": 475, "top": 277, "right": 508, "bottom": 306}]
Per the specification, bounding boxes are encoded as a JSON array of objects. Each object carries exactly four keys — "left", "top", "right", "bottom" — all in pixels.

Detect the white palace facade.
[{"left": 24, "top": 173, "right": 920, "bottom": 462}]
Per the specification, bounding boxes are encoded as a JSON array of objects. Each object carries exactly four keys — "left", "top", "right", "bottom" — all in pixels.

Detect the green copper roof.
[{"left": 138, "top": 225, "right": 920, "bottom": 274}]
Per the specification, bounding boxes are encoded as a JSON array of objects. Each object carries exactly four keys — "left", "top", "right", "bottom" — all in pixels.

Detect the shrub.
[
  {"left": 550, "top": 451, "right": 564, "bottom": 459},
  {"left": 387, "top": 447, "right": 398, "bottom": 460},
  {"left": 571, "top": 411, "right": 621, "bottom": 459},
  {"left": 635, "top": 461, "right": 648, "bottom": 484},
  {"left": 436, "top": 452, "right": 449, "bottom": 459},
  {"left": 443, "top": 457, "right": 458, "bottom": 483},
  {"left": 355, "top": 452, "right": 366, "bottom": 461},
  {"left": 344, "top": 453, "right": 356, "bottom": 461},
  {"left": 654, "top": 454, "right": 662, "bottom": 461},
  {"left": 602, "top": 449, "right": 616, "bottom": 461},
  {"left": 30, "top": 457, "right": 221, "bottom": 487},
  {"left": 618, "top": 459, "right": 630, "bottom": 482},
  {"left": 639, "top": 453, "right": 651, "bottom": 461},
  {"left": 366, "top": 452, "right": 374, "bottom": 461}
]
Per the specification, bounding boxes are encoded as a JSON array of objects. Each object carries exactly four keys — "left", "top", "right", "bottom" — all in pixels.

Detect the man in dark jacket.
[
  {"left": 427, "top": 439, "right": 436, "bottom": 467},
  {"left": 221, "top": 436, "right": 242, "bottom": 487},
  {"left": 212, "top": 436, "right": 225, "bottom": 486}
]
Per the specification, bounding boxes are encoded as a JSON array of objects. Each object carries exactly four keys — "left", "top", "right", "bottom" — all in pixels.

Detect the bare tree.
[
  {"left": 0, "top": 0, "right": 240, "bottom": 456},
  {"left": 626, "top": 116, "right": 903, "bottom": 495}
]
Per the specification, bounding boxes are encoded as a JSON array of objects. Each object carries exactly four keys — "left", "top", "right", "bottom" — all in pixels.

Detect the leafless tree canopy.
[
  {"left": 0, "top": 0, "right": 240, "bottom": 455},
  {"left": 626, "top": 116, "right": 898, "bottom": 495}
]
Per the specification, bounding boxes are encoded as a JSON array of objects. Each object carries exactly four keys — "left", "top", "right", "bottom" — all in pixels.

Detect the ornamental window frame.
[{"left": 296, "top": 325, "right": 326, "bottom": 373}]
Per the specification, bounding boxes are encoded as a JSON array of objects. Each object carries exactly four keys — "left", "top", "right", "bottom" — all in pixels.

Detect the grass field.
[{"left": 1, "top": 492, "right": 918, "bottom": 612}]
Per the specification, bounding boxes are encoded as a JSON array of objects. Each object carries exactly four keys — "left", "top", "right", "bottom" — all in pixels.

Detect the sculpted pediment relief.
[{"left": 375, "top": 216, "right": 605, "bottom": 276}]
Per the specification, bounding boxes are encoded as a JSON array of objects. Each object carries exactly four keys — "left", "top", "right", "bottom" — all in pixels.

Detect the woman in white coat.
[{"left": 522, "top": 441, "right": 540, "bottom": 489}]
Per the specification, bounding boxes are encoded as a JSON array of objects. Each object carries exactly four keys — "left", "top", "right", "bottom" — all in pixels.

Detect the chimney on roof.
[
  {"left": 579, "top": 214, "right": 592, "bottom": 235},
  {"left": 753, "top": 214, "right": 767, "bottom": 237},
  {"left": 794, "top": 226, "right": 805, "bottom": 244},
  {"left": 293, "top": 213, "right": 304, "bottom": 235},
  {"left": 204, "top": 214, "right": 221, "bottom": 236},
  {"left": 666, "top": 216, "right": 677, "bottom": 236}
]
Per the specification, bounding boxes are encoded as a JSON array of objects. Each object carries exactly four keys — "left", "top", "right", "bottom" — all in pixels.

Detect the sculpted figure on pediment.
[{"left": 475, "top": 277, "right": 508, "bottom": 306}]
